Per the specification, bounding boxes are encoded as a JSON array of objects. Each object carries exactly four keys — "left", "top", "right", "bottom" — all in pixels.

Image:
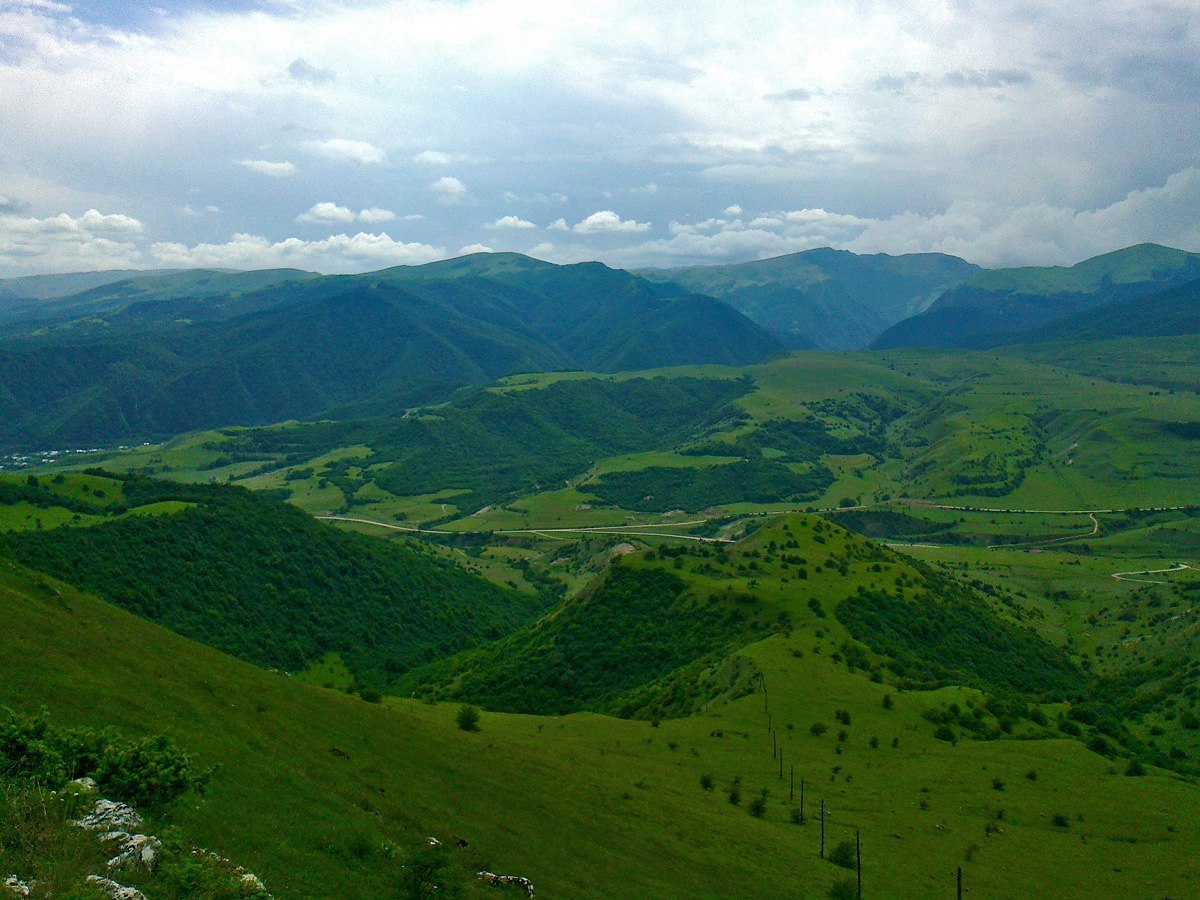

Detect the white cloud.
[
  {"left": 150, "top": 232, "right": 444, "bottom": 273},
  {"left": 238, "top": 159, "right": 297, "bottom": 177},
  {"left": 459, "top": 243, "right": 493, "bottom": 255},
  {"left": 296, "top": 202, "right": 356, "bottom": 224},
  {"left": 503, "top": 191, "right": 569, "bottom": 204},
  {"left": 724, "top": 204, "right": 743, "bottom": 216},
  {"left": 180, "top": 204, "right": 220, "bottom": 217},
  {"left": 303, "top": 139, "right": 386, "bottom": 166},
  {"left": 428, "top": 176, "right": 468, "bottom": 204},
  {"left": 573, "top": 210, "right": 651, "bottom": 234},
  {"left": 357, "top": 207, "right": 396, "bottom": 224},
  {"left": 486, "top": 215, "right": 537, "bottom": 229},
  {"left": 414, "top": 150, "right": 454, "bottom": 165},
  {"left": 546, "top": 217, "right": 569, "bottom": 232},
  {"left": 0, "top": 208, "right": 145, "bottom": 275}
]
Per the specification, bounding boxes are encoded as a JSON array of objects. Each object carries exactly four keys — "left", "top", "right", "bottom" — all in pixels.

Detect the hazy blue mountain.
[
  {"left": 636, "top": 248, "right": 979, "bottom": 349},
  {"left": 872, "top": 243, "right": 1200, "bottom": 349}
]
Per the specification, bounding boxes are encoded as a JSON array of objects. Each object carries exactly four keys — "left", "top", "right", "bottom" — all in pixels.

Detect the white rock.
[
  {"left": 3, "top": 875, "right": 32, "bottom": 897},
  {"left": 83, "top": 875, "right": 147, "bottom": 900},
  {"left": 102, "top": 832, "right": 162, "bottom": 872},
  {"left": 73, "top": 799, "right": 143, "bottom": 832}
]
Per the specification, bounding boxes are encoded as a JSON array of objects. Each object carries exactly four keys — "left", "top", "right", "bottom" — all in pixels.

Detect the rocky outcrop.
[
  {"left": 82, "top": 875, "right": 146, "bottom": 900},
  {"left": 3, "top": 875, "right": 32, "bottom": 897},
  {"left": 477, "top": 870, "right": 535, "bottom": 897}
]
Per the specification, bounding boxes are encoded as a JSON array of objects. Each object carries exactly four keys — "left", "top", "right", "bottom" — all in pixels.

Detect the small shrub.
[
  {"left": 1025, "top": 769, "right": 1038, "bottom": 781},
  {"left": 882, "top": 694, "right": 893, "bottom": 710},
  {"left": 1125, "top": 759, "right": 1146, "bottom": 777},
  {"left": 728, "top": 786, "right": 741, "bottom": 806},
  {"left": 829, "top": 877, "right": 857, "bottom": 899},
  {"left": 809, "top": 722, "right": 829, "bottom": 737},
  {"left": 934, "top": 725, "right": 956, "bottom": 744},
  {"left": 991, "top": 778, "right": 1005, "bottom": 792},
  {"left": 748, "top": 795, "right": 767, "bottom": 818},
  {"left": 455, "top": 704, "right": 481, "bottom": 732},
  {"left": 1051, "top": 813, "right": 1070, "bottom": 829},
  {"left": 827, "top": 838, "right": 856, "bottom": 869},
  {"left": 699, "top": 774, "right": 715, "bottom": 791}
]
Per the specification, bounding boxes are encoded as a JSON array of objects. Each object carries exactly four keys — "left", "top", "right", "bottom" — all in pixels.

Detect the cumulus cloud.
[
  {"left": 428, "top": 176, "right": 468, "bottom": 204},
  {"left": 150, "top": 232, "right": 444, "bottom": 273},
  {"left": 723, "top": 204, "right": 743, "bottom": 216},
  {"left": 303, "top": 139, "right": 386, "bottom": 165},
  {"left": 286, "top": 57, "right": 335, "bottom": 84},
  {"left": 573, "top": 210, "right": 651, "bottom": 234},
  {"left": 358, "top": 207, "right": 396, "bottom": 224},
  {"left": 296, "top": 202, "right": 355, "bottom": 224},
  {"left": 546, "top": 218, "right": 569, "bottom": 232},
  {"left": 486, "top": 215, "right": 537, "bottom": 229},
  {"left": 0, "top": 208, "right": 145, "bottom": 275},
  {"left": 296, "top": 203, "right": 397, "bottom": 225},
  {"left": 459, "top": 243, "right": 493, "bottom": 255},
  {"left": 412, "top": 150, "right": 487, "bottom": 165},
  {"left": 238, "top": 159, "right": 297, "bottom": 177}
]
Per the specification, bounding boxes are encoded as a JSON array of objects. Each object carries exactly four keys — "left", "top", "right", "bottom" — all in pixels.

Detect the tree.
[{"left": 456, "top": 704, "right": 480, "bottom": 732}]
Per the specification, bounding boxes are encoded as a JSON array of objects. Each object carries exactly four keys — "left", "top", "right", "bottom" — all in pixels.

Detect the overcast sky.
[{"left": 1, "top": 0, "right": 1197, "bottom": 276}]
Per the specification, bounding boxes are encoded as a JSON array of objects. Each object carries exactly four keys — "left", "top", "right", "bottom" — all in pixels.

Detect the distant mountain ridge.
[
  {"left": 872, "top": 243, "right": 1200, "bottom": 349},
  {"left": 637, "top": 248, "right": 980, "bottom": 349},
  {"left": 0, "top": 254, "right": 781, "bottom": 449}
]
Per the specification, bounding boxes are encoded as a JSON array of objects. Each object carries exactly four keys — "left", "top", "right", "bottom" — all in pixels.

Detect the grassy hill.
[
  {"left": 873, "top": 243, "right": 1200, "bottom": 349},
  {"left": 0, "top": 471, "right": 548, "bottom": 687},
  {"left": 637, "top": 248, "right": 978, "bottom": 350},
  {"left": 4, "top": 522, "right": 1200, "bottom": 897}
]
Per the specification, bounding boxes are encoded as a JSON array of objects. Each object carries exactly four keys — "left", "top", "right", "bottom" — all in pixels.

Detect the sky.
[{"left": 1, "top": 0, "right": 1198, "bottom": 277}]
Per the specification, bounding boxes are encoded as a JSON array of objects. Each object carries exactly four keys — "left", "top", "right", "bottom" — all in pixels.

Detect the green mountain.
[
  {"left": 0, "top": 471, "right": 548, "bottom": 684},
  {"left": 0, "top": 255, "right": 781, "bottom": 450},
  {"left": 637, "top": 248, "right": 979, "bottom": 349},
  {"left": 1017, "top": 276, "right": 1200, "bottom": 344},
  {"left": 0, "top": 268, "right": 319, "bottom": 331},
  {"left": 872, "top": 243, "right": 1200, "bottom": 349}
]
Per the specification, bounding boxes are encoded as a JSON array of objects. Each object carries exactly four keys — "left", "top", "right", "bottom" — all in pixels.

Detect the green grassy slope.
[
  {"left": 5, "top": 540, "right": 1200, "bottom": 897},
  {"left": 1, "top": 473, "right": 547, "bottom": 686},
  {"left": 873, "top": 243, "right": 1200, "bottom": 349}
]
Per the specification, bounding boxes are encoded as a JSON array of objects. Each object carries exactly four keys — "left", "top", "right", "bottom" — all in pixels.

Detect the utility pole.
[{"left": 820, "top": 799, "right": 825, "bottom": 859}]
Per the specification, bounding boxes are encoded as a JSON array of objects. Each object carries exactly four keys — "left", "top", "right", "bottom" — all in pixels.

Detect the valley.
[{"left": 2, "top": 245, "right": 1200, "bottom": 898}]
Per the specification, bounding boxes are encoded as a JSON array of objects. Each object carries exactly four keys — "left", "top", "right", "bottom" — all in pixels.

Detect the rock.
[
  {"left": 240, "top": 872, "right": 268, "bottom": 892},
  {"left": 102, "top": 832, "right": 162, "bottom": 872},
  {"left": 83, "top": 875, "right": 147, "bottom": 900},
  {"left": 73, "top": 799, "right": 143, "bottom": 832},
  {"left": 3, "top": 875, "right": 32, "bottom": 897},
  {"left": 477, "top": 870, "right": 535, "bottom": 897}
]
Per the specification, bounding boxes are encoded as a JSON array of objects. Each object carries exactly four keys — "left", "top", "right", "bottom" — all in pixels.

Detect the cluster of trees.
[{"left": 3, "top": 473, "right": 547, "bottom": 686}]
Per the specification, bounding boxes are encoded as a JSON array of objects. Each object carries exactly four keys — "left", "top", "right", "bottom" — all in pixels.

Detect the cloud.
[
  {"left": 358, "top": 207, "right": 396, "bottom": 224},
  {"left": 412, "top": 150, "right": 487, "bottom": 165},
  {"left": 303, "top": 139, "right": 386, "bottom": 165},
  {"left": 765, "top": 88, "right": 812, "bottom": 102},
  {"left": 723, "top": 205, "right": 743, "bottom": 216},
  {"left": 573, "top": 210, "right": 651, "bottom": 234},
  {"left": 296, "top": 202, "right": 355, "bottom": 224},
  {"left": 296, "top": 203, "right": 397, "bottom": 225},
  {"left": 486, "top": 215, "right": 537, "bottom": 229},
  {"left": 180, "top": 204, "right": 220, "bottom": 217},
  {"left": 942, "top": 68, "right": 1032, "bottom": 89},
  {"left": 546, "top": 218, "right": 569, "bottom": 232},
  {"left": 0, "top": 208, "right": 145, "bottom": 275},
  {"left": 428, "top": 176, "right": 468, "bottom": 204},
  {"left": 286, "top": 57, "right": 335, "bottom": 84},
  {"left": 238, "top": 159, "right": 297, "bottom": 177},
  {"left": 150, "top": 232, "right": 444, "bottom": 273},
  {"left": 459, "top": 243, "right": 493, "bottom": 255}
]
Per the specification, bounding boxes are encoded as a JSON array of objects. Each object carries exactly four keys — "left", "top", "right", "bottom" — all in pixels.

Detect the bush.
[
  {"left": 748, "top": 795, "right": 767, "bottom": 818},
  {"left": 827, "top": 838, "right": 856, "bottom": 869},
  {"left": 1125, "top": 759, "right": 1146, "bottom": 777},
  {"left": 933, "top": 725, "right": 956, "bottom": 744},
  {"left": 455, "top": 705, "right": 481, "bottom": 732},
  {"left": 809, "top": 722, "right": 829, "bottom": 736},
  {"left": 699, "top": 773, "right": 715, "bottom": 791},
  {"left": 0, "top": 708, "right": 209, "bottom": 810},
  {"left": 829, "top": 877, "right": 857, "bottom": 899},
  {"left": 1051, "top": 813, "right": 1070, "bottom": 829}
]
